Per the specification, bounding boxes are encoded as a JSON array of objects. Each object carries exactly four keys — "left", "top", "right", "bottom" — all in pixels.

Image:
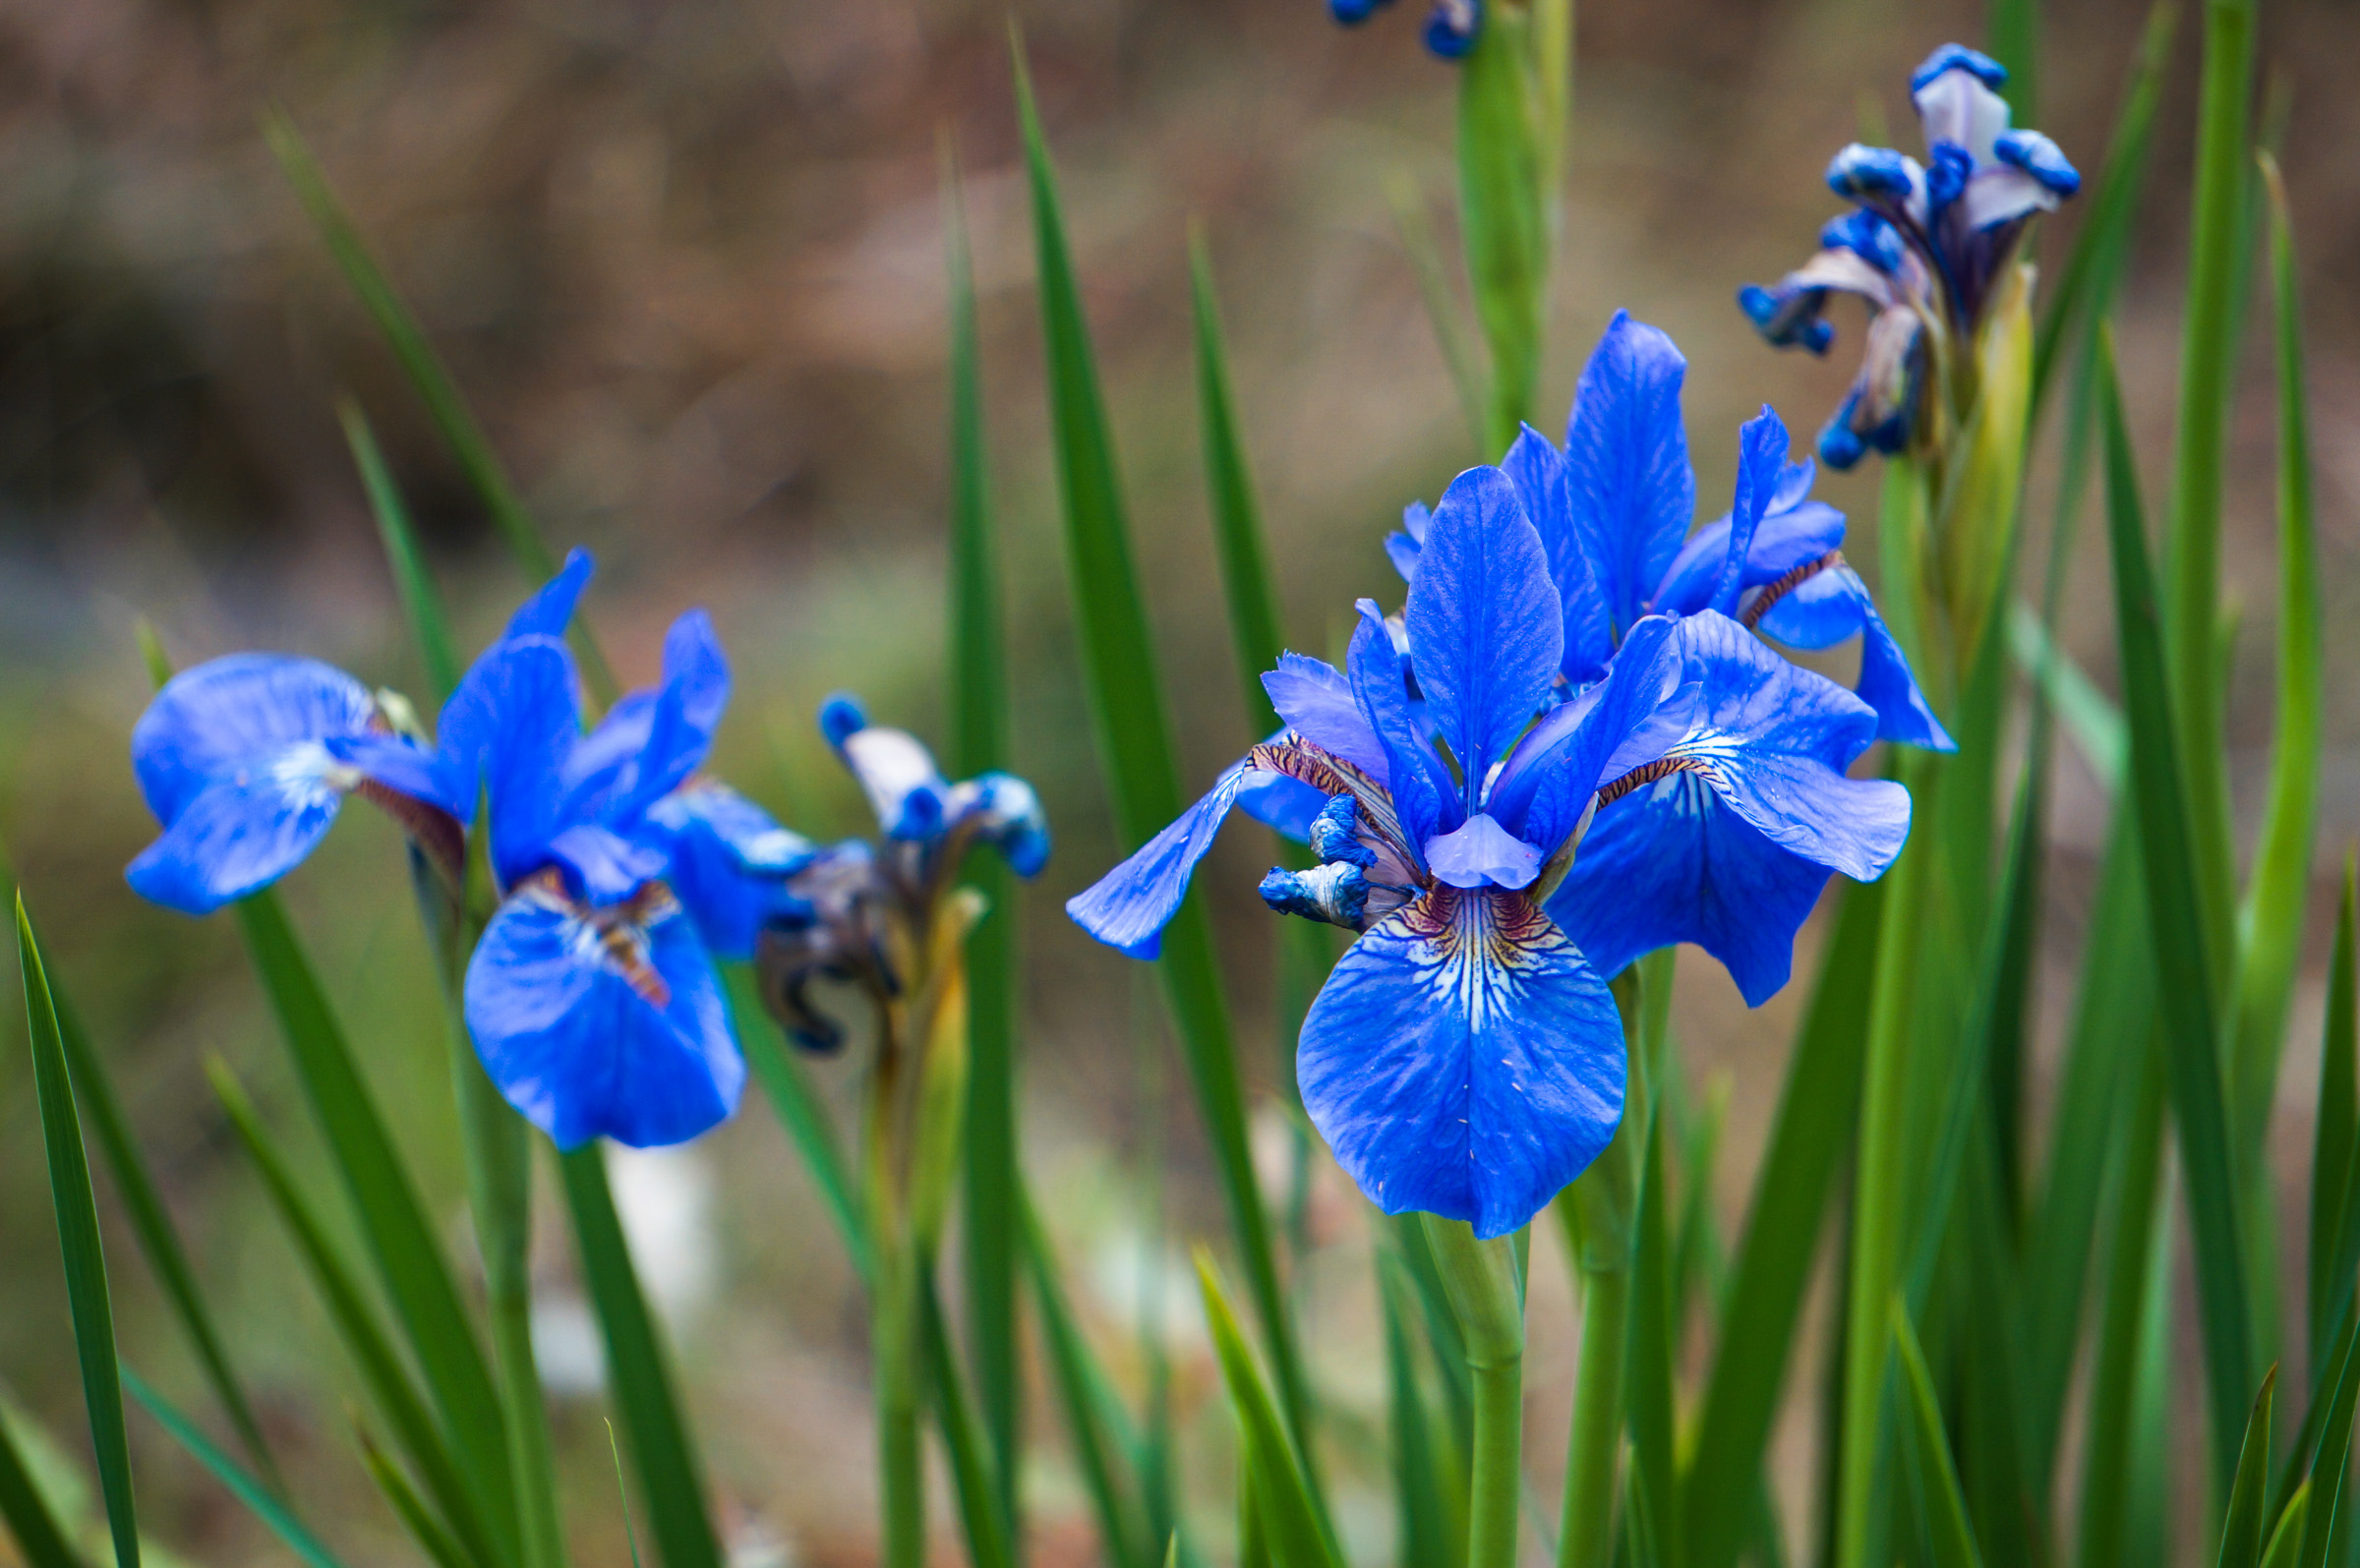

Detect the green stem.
[
  {"left": 1835, "top": 756, "right": 1932, "bottom": 1568},
  {"left": 1555, "top": 1248, "right": 1629, "bottom": 1568},
  {"left": 1425, "top": 1218, "right": 1526, "bottom": 1568},
  {"left": 877, "top": 1250, "right": 927, "bottom": 1568},
  {"left": 1468, "top": 1357, "right": 1526, "bottom": 1568}
]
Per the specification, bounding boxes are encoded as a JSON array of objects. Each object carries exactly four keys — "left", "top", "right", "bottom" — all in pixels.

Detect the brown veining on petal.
[
  {"left": 1251, "top": 736, "right": 1426, "bottom": 890},
  {"left": 1593, "top": 754, "right": 1714, "bottom": 809},
  {"left": 1739, "top": 549, "right": 1845, "bottom": 629}
]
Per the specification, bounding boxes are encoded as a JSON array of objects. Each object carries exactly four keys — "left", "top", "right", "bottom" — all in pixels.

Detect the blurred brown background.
[{"left": 1, "top": 0, "right": 2356, "bottom": 1562}]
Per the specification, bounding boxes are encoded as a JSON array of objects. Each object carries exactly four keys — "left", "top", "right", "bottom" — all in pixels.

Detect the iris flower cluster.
[
  {"left": 1071, "top": 312, "right": 1923, "bottom": 1239},
  {"left": 1739, "top": 43, "right": 2081, "bottom": 469},
  {"left": 1328, "top": 0, "right": 1480, "bottom": 61},
  {"left": 124, "top": 552, "right": 1047, "bottom": 1152}
]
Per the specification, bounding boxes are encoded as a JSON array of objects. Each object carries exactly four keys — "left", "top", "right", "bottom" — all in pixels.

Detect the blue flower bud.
[
  {"left": 1826, "top": 145, "right": 1913, "bottom": 202},
  {"left": 1421, "top": 0, "right": 1477, "bottom": 58},
  {"left": 819, "top": 692, "right": 867, "bottom": 747},
  {"left": 1924, "top": 142, "right": 1974, "bottom": 217},
  {"left": 1816, "top": 412, "right": 1867, "bottom": 472},
  {"left": 1309, "top": 793, "right": 1378, "bottom": 869},
  {"left": 1329, "top": 0, "right": 1388, "bottom": 23},
  {"left": 1995, "top": 129, "right": 2082, "bottom": 197},
  {"left": 1259, "top": 862, "right": 1372, "bottom": 929},
  {"left": 1820, "top": 210, "right": 1905, "bottom": 274},
  {"left": 1910, "top": 42, "right": 2006, "bottom": 94}
]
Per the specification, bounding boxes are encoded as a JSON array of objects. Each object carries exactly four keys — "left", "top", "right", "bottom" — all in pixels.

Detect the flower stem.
[
  {"left": 1468, "top": 1356, "right": 1525, "bottom": 1568},
  {"left": 1423, "top": 1217, "right": 1525, "bottom": 1568},
  {"left": 1555, "top": 1248, "right": 1628, "bottom": 1568},
  {"left": 876, "top": 1249, "right": 927, "bottom": 1568}
]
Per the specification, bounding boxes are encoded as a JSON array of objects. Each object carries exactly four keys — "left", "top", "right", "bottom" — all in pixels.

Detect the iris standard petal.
[
  {"left": 1297, "top": 886, "right": 1623, "bottom": 1240},
  {"left": 1488, "top": 614, "right": 1686, "bottom": 855},
  {"left": 1264, "top": 653, "right": 1390, "bottom": 782},
  {"left": 1350, "top": 601, "right": 1447, "bottom": 850},
  {"left": 1403, "top": 464, "right": 1562, "bottom": 796},
  {"left": 1652, "top": 500, "right": 1847, "bottom": 618},
  {"left": 440, "top": 636, "right": 583, "bottom": 888},
  {"left": 563, "top": 610, "right": 730, "bottom": 828},
  {"left": 1708, "top": 409, "right": 1791, "bottom": 615},
  {"left": 132, "top": 654, "right": 379, "bottom": 826},
  {"left": 1066, "top": 760, "right": 1254, "bottom": 959},
  {"left": 1912, "top": 54, "right": 2011, "bottom": 164},
  {"left": 820, "top": 694, "right": 951, "bottom": 842},
  {"left": 1754, "top": 565, "right": 1955, "bottom": 751},
  {"left": 1547, "top": 770, "right": 1832, "bottom": 1006},
  {"left": 1564, "top": 311, "right": 1695, "bottom": 634},
  {"left": 465, "top": 884, "right": 742, "bottom": 1150},
  {"left": 504, "top": 549, "right": 595, "bottom": 641},
  {"left": 125, "top": 745, "right": 352, "bottom": 914},
  {"left": 1502, "top": 424, "right": 1614, "bottom": 682},
  {"left": 1386, "top": 500, "right": 1431, "bottom": 584}
]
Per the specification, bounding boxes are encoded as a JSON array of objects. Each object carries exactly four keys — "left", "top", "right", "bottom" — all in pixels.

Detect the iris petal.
[
  {"left": 1755, "top": 566, "right": 1955, "bottom": 751},
  {"left": 440, "top": 636, "right": 582, "bottom": 889},
  {"left": 642, "top": 781, "right": 816, "bottom": 959},
  {"left": 1350, "top": 602, "right": 1447, "bottom": 850},
  {"left": 1708, "top": 410, "right": 1791, "bottom": 615},
  {"left": 504, "top": 549, "right": 595, "bottom": 641},
  {"left": 1564, "top": 312, "right": 1696, "bottom": 634},
  {"left": 1424, "top": 813, "right": 1542, "bottom": 891},
  {"left": 1404, "top": 465, "right": 1562, "bottom": 795},
  {"left": 132, "top": 654, "right": 378, "bottom": 825},
  {"left": 1065, "top": 760, "right": 1253, "bottom": 959},
  {"left": 1264, "top": 653, "right": 1389, "bottom": 782},
  {"left": 125, "top": 746, "right": 350, "bottom": 914},
  {"left": 465, "top": 885, "right": 741, "bottom": 1150},
  {"left": 1297, "top": 887, "right": 1623, "bottom": 1240},
  {"left": 1502, "top": 425, "right": 1615, "bottom": 682}
]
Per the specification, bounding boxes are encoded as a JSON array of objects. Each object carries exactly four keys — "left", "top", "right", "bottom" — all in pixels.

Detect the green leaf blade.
[
  {"left": 122, "top": 1368, "right": 348, "bottom": 1568},
  {"left": 2216, "top": 1366, "right": 2276, "bottom": 1568},
  {"left": 1194, "top": 1253, "right": 1339, "bottom": 1568},
  {"left": 1890, "top": 1303, "right": 1984, "bottom": 1568},
  {"left": 18, "top": 898, "right": 140, "bottom": 1568}
]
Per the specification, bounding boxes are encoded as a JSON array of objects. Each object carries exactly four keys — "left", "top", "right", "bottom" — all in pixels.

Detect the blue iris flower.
[
  {"left": 1328, "top": 0, "right": 1480, "bottom": 61},
  {"left": 1737, "top": 42, "right": 2080, "bottom": 467},
  {"left": 127, "top": 656, "right": 463, "bottom": 914},
  {"left": 1069, "top": 464, "right": 1908, "bottom": 1238},
  {"left": 748, "top": 694, "right": 1051, "bottom": 1053}
]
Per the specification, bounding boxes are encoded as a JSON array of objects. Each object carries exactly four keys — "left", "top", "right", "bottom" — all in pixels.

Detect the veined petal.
[
  {"left": 1297, "top": 887, "right": 1623, "bottom": 1240},
  {"left": 132, "top": 654, "right": 378, "bottom": 826},
  {"left": 1912, "top": 47, "right": 2012, "bottom": 163},
  {"left": 1066, "top": 760, "right": 1254, "bottom": 959},
  {"left": 504, "top": 549, "right": 595, "bottom": 641},
  {"left": 1503, "top": 425, "right": 1614, "bottom": 682},
  {"left": 1564, "top": 311, "right": 1695, "bottom": 634},
  {"left": 563, "top": 610, "right": 730, "bottom": 828},
  {"left": 1547, "top": 770, "right": 1832, "bottom": 1006},
  {"left": 1424, "top": 812, "right": 1542, "bottom": 890},
  {"left": 1754, "top": 565, "right": 1955, "bottom": 752},
  {"left": 125, "top": 745, "right": 351, "bottom": 914},
  {"left": 1486, "top": 615, "right": 1684, "bottom": 853},
  {"left": 642, "top": 780, "right": 817, "bottom": 959},
  {"left": 465, "top": 882, "right": 741, "bottom": 1150},
  {"left": 548, "top": 824, "right": 670, "bottom": 904},
  {"left": 1653, "top": 500, "right": 1847, "bottom": 617},
  {"left": 1386, "top": 500, "right": 1432, "bottom": 584},
  {"left": 1708, "top": 409, "right": 1791, "bottom": 615},
  {"left": 438, "top": 635, "right": 582, "bottom": 890},
  {"left": 1404, "top": 465, "right": 1562, "bottom": 796},
  {"left": 1351, "top": 601, "right": 1447, "bottom": 849},
  {"left": 1662, "top": 612, "right": 1911, "bottom": 881},
  {"left": 1264, "top": 653, "right": 1389, "bottom": 782}
]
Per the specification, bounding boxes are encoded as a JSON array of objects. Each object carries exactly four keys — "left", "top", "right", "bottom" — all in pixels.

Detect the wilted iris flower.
[
  {"left": 1738, "top": 43, "right": 2080, "bottom": 468},
  {"left": 750, "top": 693, "right": 1049, "bottom": 1053},
  {"left": 1070, "top": 463, "right": 1907, "bottom": 1238},
  {"left": 1328, "top": 0, "right": 1480, "bottom": 60}
]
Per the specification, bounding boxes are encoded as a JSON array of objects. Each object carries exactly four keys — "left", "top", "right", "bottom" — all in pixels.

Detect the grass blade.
[
  {"left": 1626, "top": 1106, "right": 1681, "bottom": 1568},
  {"left": 2229, "top": 151, "right": 2323, "bottom": 1157},
  {"left": 262, "top": 109, "right": 616, "bottom": 704},
  {"left": 2311, "top": 862, "right": 2358, "bottom": 1364},
  {"left": 231, "top": 891, "right": 520, "bottom": 1564},
  {"left": 1194, "top": 1252, "right": 1341, "bottom": 1568},
  {"left": 559, "top": 1147, "right": 722, "bottom": 1568},
  {"left": 1682, "top": 877, "right": 1883, "bottom": 1568},
  {"left": 208, "top": 1062, "right": 500, "bottom": 1568},
  {"left": 1189, "top": 231, "right": 1287, "bottom": 737},
  {"left": 0, "top": 1406, "right": 84, "bottom": 1568},
  {"left": 941, "top": 141, "right": 1024, "bottom": 1539},
  {"left": 1022, "top": 1195, "right": 1149, "bottom": 1568},
  {"left": 2217, "top": 1366, "right": 2276, "bottom": 1568},
  {"left": 1385, "top": 175, "right": 1489, "bottom": 453},
  {"left": 2098, "top": 332, "right": 2254, "bottom": 1485},
  {"left": 2295, "top": 1305, "right": 2360, "bottom": 1568},
  {"left": 2265, "top": 1487, "right": 2308, "bottom": 1568},
  {"left": 922, "top": 1279, "right": 1016, "bottom": 1568},
  {"left": 18, "top": 897, "right": 139, "bottom": 1568},
  {"left": 1455, "top": 9, "right": 1546, "bottom": 453},
  {"left": 1381, "top": 1253, "right": 1456, "bottom": 1568},
  {"left": 121, "top": 1367, "right": 346, "bottom": 1568},
  {"left": 358, "top": 1423, "right": 479, "bottom": 1568},
  {"left": 2075, "top": 1033, "right": 2166, "bottom": 1568},
  {"left": 2030, "top": 2, "right": 2176, "bottom": 411},
  {"left": 40, "top": 948, "right": 278, "bottom": 1488},
  {"left": 1890, "top": 1303, "right": 1983, "bottom": 1568},
  {"left": 2161, "top": 0, "right": 2258, "bottom": 991},
  {"left": 1012, "top": 37, "right": 1312, "bottom": 1478},
  {"left": 341, "top": 400, "right": 463, "bottom": 703},
  {"left": 1983, "top": 0, "right": 2038, "bottom": 122}
]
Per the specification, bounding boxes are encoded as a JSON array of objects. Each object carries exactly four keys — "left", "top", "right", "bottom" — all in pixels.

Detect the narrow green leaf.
[
  {"left": 340, "top": 399, "right": 463, "bottom": 703},
  {"left": 1381, "top": 1253, "right": 1453, "bottom": 1568},
  {"left": 1012, "top": 37, "right": 1311, "bottom": 1479},
  {"left": 2006, "top": 605, "right": 2123, "bottom": 789},
  {"left": 941, "top": 142, "right": 1023, "bottom": 1537},
  {"left": 1189, "top": 230, "right": 1286, "bottom": 736},
  {"left": 2162, "top": 0, "right": 2259, "bottom": 993},
  {"left": 18, "top": 897, "right": 139, "bottom": 1568},
  {"left": 1626, "top": 1106, "right": 1680, "bottom": 1568},
  {"left": 2229, "top": 151, "right": 2323, "bottom": 1160},
  {"left": 921, "top": 1279, "right": 1015, "bottom": 1568},
  {"left": 2217, "top": 1367, "right": 2276, "bottom": 1568},
  {"left": 2296, "top": 1299, "right": 2360, "bottom": 1568},
  {"left": 2272, "top": 1292, "right": 2358, "bottom": 1527},
  {"left": 1682, "top": 877, "right": 1882, "bottom": 1568},
  {"left": 356, "top": 1424, "right": 478, "bottom": 1568},
  {"left": 208, "top": 1061, "right": 500, "bottom": 1568},
  {"left": 2311, "top": 862, "right": 2357, "bottom": 1364},
  {"left": 1983, "top": 0, "right": 2038, "bottom": 122},
  {"left": 1455, "top": 8, "right": 1547, "bottom": 453},
  {"left": 2099, "top": 332, "right": 2254, "bottom": 1484},
  {"left": 2030, "top": 1, "right": 2176, "bottom": 410},
  {"left": 1194, "top": 1252, "right": 1340, "bottom": 1568},
  {"left": 121, "top": 1368, "right": 345, "bottom": 1568},
  {"left": 1385, "top": 175, "right": 1489, "bottom": 453},
  {"left": 2074, "top": 1032, "right": 2167, "bottom": 1568},
  {"left": 1890, "top": 1303, "right": 1983, "bottom": 1568},
  {"left": 262, "top": 108, "right": 616, "bottom": 704},
  {"left": 230, "top": 891, "right": 520, "bottom": 1564},
  {"left": 1021, "top": 1197, "right": 1148, "bottom": 1568},
  {"left": 2264, "top": 1487, "right": 2309, "bottom": 1568},
  {"left": 731, "top": 971, "right": 871, "bottom": 1282},
  {"left": 0, "top": 1388, "right": 86, "bottom": 1568},
  {"left": 42, "top": 953, "right": 278, "bottom": 1488},
  {"left": 559, "top": 1147, "right": 722, "bottom": 1568}
]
